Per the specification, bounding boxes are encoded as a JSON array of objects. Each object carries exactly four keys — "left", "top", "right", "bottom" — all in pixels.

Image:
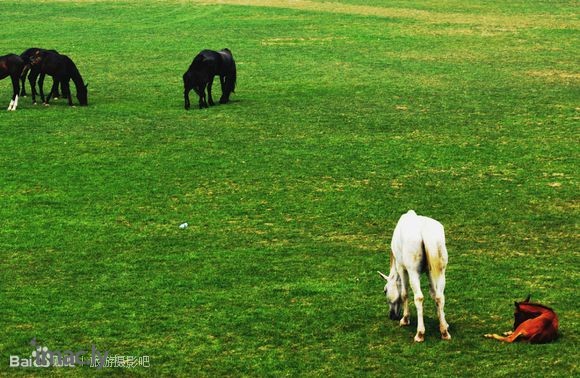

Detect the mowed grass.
[{"left": 0, "top": 0, "right": 578, "bottom": 376}]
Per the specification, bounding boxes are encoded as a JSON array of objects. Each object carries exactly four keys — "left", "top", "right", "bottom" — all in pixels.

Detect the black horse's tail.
[
  {"left": 227, "top": 66, "right": 236, "bottom": 94},
  {"left": 220, "top": 49, "right": 236, "bottom": 95}
]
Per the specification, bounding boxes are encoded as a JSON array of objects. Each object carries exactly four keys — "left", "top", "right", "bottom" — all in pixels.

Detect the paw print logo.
[
  {"left": 30, "top": 338, "right": 50, "bottom": 367},
  {"left": 31, "top": 346, "right": 49, "bottom": 359}
]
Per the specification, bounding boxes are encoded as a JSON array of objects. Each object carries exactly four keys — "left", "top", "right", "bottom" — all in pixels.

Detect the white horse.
[{"left": 378, "top": 210, "right": 451, "bottom": 342}]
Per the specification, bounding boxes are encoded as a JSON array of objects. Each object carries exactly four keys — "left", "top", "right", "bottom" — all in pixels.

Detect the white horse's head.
[{"left": 378, "top": 271, "right": 403, "bottom": 320}]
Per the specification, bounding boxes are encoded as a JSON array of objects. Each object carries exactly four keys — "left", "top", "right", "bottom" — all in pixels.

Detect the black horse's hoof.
[{"left": 219, "top": 98, "right": 228, "bottom": 104}]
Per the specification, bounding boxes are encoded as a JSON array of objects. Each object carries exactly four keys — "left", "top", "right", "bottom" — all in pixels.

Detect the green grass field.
[{"left": 1, "top": 0, "right": 578, "bottom": 376}]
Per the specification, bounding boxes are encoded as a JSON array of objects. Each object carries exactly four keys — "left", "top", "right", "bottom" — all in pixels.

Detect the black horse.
[
  {"left": 0, "top": 54, "right": 25, "bottom": 111},
  {"left": 183, "top": 48, "right": 236, "bottom": 109},
  {"left": 30, "top": 50, "right": 88, "bottom": 106},
  {"left": 19, "top": 48, "right": 64, "bottom": 99}
]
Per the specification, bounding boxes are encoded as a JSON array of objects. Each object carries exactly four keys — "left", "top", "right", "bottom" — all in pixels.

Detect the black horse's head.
[
  {"left": 30, "top": 50, "right": 44, "bottom": 66},
  {"left": 77, "top": 83, "right": 88, "bottom": 106}
]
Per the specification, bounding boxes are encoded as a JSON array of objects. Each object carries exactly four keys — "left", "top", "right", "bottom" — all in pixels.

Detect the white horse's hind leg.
[
  {"left": 408, "top": 270, "right": 425, "bottom": 342},
  {"left": 432, "top": 270, "right": 451, "bottom": 340}
]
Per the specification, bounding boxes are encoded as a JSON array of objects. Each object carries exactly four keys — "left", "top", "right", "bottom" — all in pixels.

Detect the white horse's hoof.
[{"left": 414, "top": 333, "right": 425, "bottom": 343}]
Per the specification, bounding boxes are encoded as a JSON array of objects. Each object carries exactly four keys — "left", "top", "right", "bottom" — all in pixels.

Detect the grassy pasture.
[{"left": 0, "top": 0, "right": 578, "bottom": 376}]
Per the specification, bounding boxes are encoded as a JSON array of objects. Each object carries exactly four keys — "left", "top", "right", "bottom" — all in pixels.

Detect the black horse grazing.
[
  {"left": 20, "top": 48, "right": 65, "bottom": 99},
  {"left": 30, "top": 50, "right": 88, "bottom": 106},
  {"left": 0, "top": 54, "right": 25, "bottom": 111},
  {"left": 183, "top": 48, "right": 236, "bottom": 110}
]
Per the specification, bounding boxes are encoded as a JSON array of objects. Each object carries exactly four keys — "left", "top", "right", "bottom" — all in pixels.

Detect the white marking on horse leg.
[
  {"left": 8, "top": 99, "right": 14, "bottom": 111},
  {"left": 12, "top": 95, "right": 19, "bottom": 111}
]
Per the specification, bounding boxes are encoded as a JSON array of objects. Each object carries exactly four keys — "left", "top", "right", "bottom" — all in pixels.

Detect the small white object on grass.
[{"left": 179, "top": 222, "right": 188, "bottom": 229}]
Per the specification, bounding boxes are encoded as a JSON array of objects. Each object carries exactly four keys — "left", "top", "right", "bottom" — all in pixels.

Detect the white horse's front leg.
[
  {"left": 408, "top": 270, "right": 425, "bottom": 342},
  {"left": 398, "top": 268, "right": 410, "bottom": 326}
]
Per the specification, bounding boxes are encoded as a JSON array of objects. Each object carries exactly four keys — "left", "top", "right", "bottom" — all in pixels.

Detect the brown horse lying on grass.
[{"left": 485, "top": 295, "right": 558, "bottom": 343}]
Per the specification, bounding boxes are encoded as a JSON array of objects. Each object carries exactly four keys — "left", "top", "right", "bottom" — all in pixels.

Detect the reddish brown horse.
[{"left": 485, "top": 295, "right": 558, "bottom": 343}]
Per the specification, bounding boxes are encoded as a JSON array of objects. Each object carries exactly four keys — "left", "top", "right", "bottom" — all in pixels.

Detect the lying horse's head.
[{"left": 378, "top": 271, "right": 403, "bottom": 320}]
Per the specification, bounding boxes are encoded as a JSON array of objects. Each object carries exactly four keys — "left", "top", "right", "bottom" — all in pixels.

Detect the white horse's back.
[{"left": 391, "top": 210, "right": 423, "bottom": 268}]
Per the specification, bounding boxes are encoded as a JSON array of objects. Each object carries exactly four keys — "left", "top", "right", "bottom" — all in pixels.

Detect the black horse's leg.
[
  {"left": 40, "top": 74, "right": 54, "bottom": 105},
  {"left": 219, "top": 75, "right": 226, "bottom": 92},
  {"left": 207, "top": 76, "right": 215, "bottom": 106},
  {"left": 219, "top": 75, "right": 226, "bottom": 95},
  {"left": 198, "top": 88, "right": 206, "bottom": 109},
  {"left": 62, "top": 80, "right": 72, "bottom": 106},
  {"left": 50, "top": 81, "right": 60, "bottom": 99},
  {"left": 61, "top": 81, "right": 69, "bottom": 98},
  {"left": 219, "top": 75, "right": 229, "bottom": 104},
  {"left": 195, "top": 85, "right": 208, "bottom": 109},
  {"left": 8, "top": 74, "right": 20, "bottom": 111},
  {"left": 20, "top": 65, "right": 30, "bottom": 96},
  {"left": 29, "top": 70, "right": 39, "bottom": 104},
  {"left": 219, "top": 73, "right": 233, "bottom": 104},
  {"left": 38, "top": 73, "right": 47, "bottom": 104},
  {"left": 184, "top": 88, "right": 191, "bottom": 110}
]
